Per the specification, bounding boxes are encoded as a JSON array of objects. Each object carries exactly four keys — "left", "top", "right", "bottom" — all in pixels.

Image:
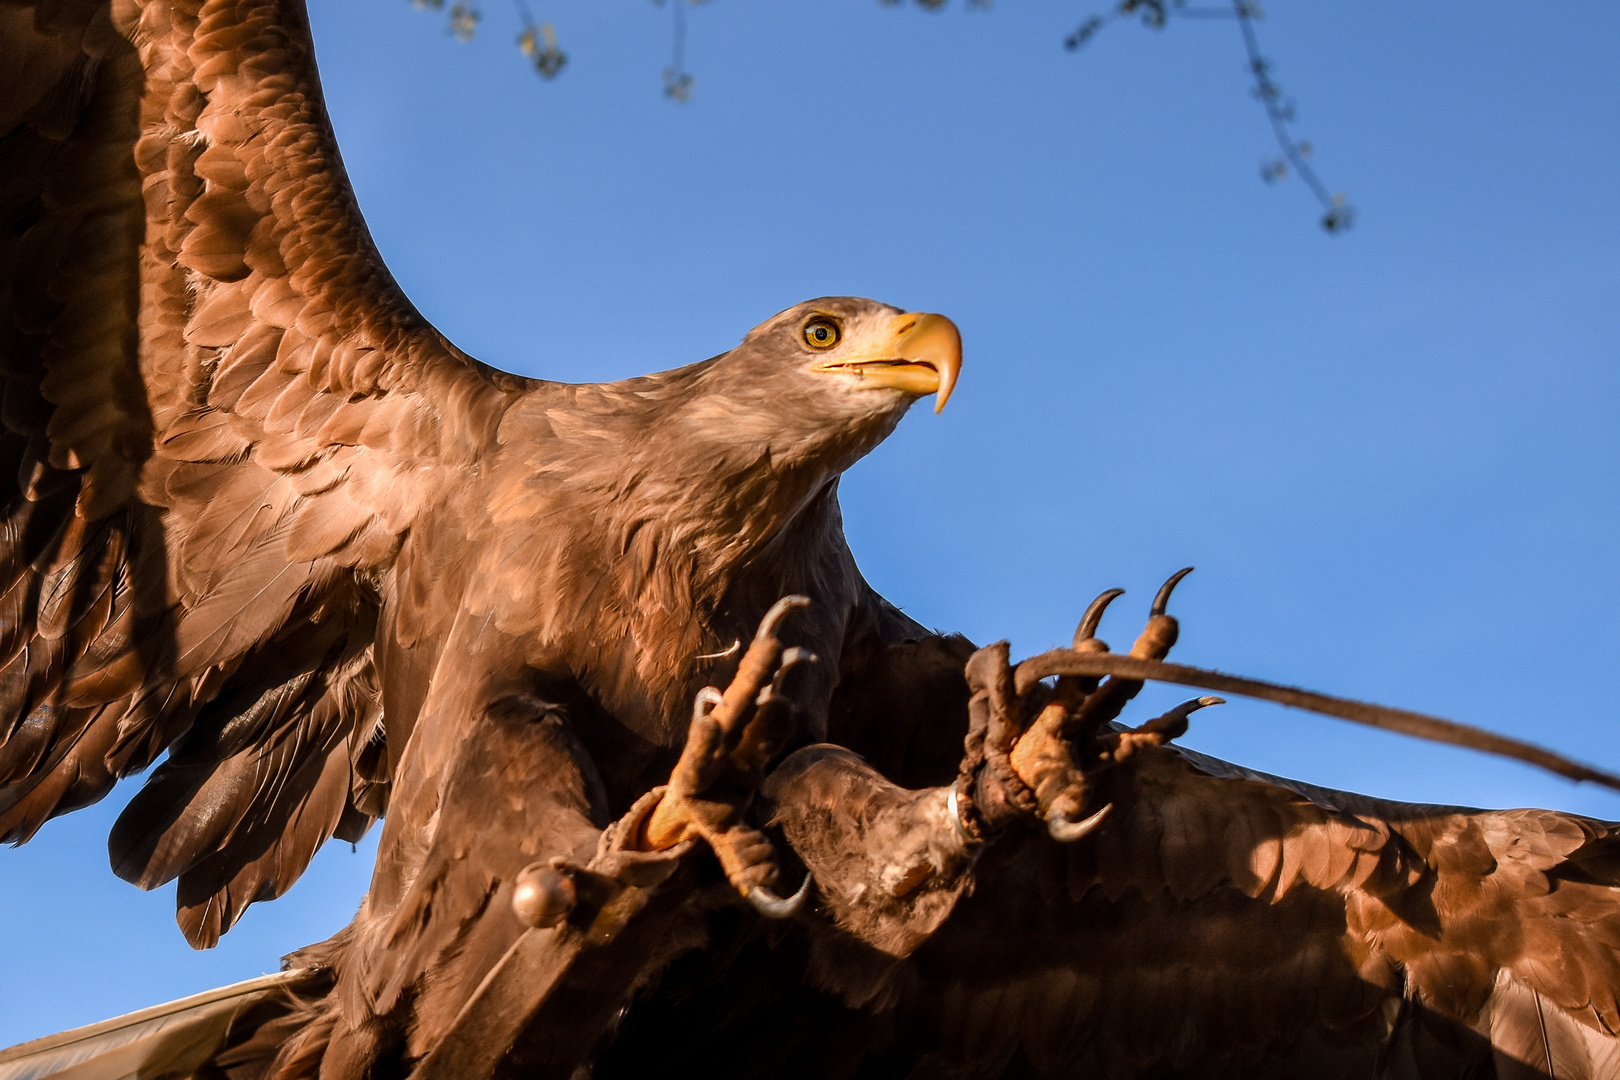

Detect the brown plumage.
[
  {"left": 615, "top": 739, "right": 1620, "bottom": 1080},
  {"left": 1, "top": 0, "right": 958, "bottom": 1067},
  {"left": 5, "top": 0, "right": 1620, "bottom": 1077}
]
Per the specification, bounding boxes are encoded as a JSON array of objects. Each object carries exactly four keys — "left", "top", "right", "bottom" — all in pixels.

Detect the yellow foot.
[
  {"left": 959, "top": 569, "right": 1223, "bottom": 843},
  {"left": 638, "top": 596, "right": 815, "bottom": 918}
]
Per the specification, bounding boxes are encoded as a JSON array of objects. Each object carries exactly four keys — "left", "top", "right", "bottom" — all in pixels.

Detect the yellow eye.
[{"left": 802, "top": 318, "right": 841, "bottom": 350}]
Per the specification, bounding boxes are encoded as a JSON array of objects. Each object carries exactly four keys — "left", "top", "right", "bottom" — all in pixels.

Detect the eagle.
[{"left": 5, "top": 0, "right": 1620, "bottom": 1078}]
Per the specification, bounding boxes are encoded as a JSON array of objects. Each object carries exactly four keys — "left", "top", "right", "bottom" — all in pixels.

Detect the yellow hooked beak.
[{"left": 810, "top": 312, "right": 962, "bottom": 414}]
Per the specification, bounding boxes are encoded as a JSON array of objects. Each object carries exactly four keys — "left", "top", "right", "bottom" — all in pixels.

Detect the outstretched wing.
[
  {"left": 0, "top": 0, "right": 529, "bottom": 944},
  {"left": 878, "top": 748, "right": 1620, "bottom": 1077},
  {"left": 660, "top": 745, "right": 1620, "bottom": 1080}
]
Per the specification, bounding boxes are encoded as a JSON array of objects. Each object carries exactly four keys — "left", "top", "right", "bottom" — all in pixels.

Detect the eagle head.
[
  {"left": 740, "top": 296, "right": 960, "bottom": 412},
  {"left": 685, "top": 297, "right": 961, "bottom": 478}
]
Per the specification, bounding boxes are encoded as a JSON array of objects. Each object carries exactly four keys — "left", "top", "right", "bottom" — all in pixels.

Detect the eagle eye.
[{"left": 802, "top": 318, "right": 841, "bottom": 350}]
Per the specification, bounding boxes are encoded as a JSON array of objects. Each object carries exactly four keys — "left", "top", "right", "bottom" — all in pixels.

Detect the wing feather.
[
  {"left": 761, "top": 743, "right": 1620, "bottom": 1076},
  {"left": 111, "top": 634, "right": 378, "bottom": 946},
  {"left": 0, "top": 0, "right": 540, "bottom": 938},
  {"left": 985, "top": 752, "right": 1620, "bottom": 1072}
]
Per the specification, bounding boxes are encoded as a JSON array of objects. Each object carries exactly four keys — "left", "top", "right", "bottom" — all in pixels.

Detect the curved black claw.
[
  {"left": 1048, "top": 801, "right": 1113, "bottom": 843},
  {"left": 1154, "top": 695, "right": 1225, "bottom": 726},
  {"left": 1151, "top": 567, "right": 1195, "bottom": 617},
  {"left": 757, "top": 595, "right": 811, "bottom": 642},
  {"left": 745, "top": 872, "right": 813, "bottom": 919},
  {"left": 1134, "top": 695, "right": 1224, "bottom": 743},
  {"left": 776, "top": 646, "right": 817, "bottom": 677},
  {"left": 1074, "top": 588, "right": 1126, "bottom": 647}
]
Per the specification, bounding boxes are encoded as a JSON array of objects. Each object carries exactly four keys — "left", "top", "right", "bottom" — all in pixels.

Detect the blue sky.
[{"left": 3, "top": 0, "right": 1617, "bottom": 1048}]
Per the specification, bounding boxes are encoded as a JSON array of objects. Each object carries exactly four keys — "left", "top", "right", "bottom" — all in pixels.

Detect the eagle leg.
[
  {"left": 635, "top": 596, "right": 814, "bottom": 917},
  {"left": 958, "top": 569, "right": 1219, "bottom": 843}
]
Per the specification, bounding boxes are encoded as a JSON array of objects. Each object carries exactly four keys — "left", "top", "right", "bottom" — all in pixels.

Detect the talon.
[
  {"left": 1132, "top": 570, "right": 1190, "bottom": 660},
  {"left": 642, "top": 600, "right": 814, "bottom": 901},
  {"left": 1047, "top": 801, "right": 1112, "bottom": 843},
  {"left": 695, "top": 639, "right": 742, "bottom": 661},
  {"left": 745, "top": 873, "right": 812, "bottom": 919},
  {"left": 756, "top": 595, "right": 811, "bottom": 642},
  {"left": 691, "top": 686, "right": 724, "bottom": 721},
  {"left": 776, "top": 646, "right": 817, "bottom": 675},
  {"left": 1149, "top": 695, "right": 1224, "bottom": 726},
  {"left": 1151, "top": 567, "right": 1194, "bottom": 617},
  {"left": 757, "top": 648, "right": 817, "bottom": 711},
  {"left": 1133, "top": 695, "right": 1223, "bottom": 744},
  {"left": 1074, "top": 588, "right": 1125, "bottom": 647}
]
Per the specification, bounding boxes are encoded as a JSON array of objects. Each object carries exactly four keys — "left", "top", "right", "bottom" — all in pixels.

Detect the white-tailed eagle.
[{"left": 5, "top": 0, "right": 1620, "bottom": 1077}]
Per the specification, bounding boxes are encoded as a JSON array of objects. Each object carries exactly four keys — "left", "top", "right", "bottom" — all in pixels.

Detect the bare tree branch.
[{"left": 1067, "top": 0, "right": 1354, "bottom": 233}]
